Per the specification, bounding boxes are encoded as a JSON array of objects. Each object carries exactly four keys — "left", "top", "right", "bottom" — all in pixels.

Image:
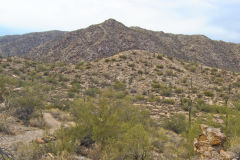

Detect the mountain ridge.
[{"left": 0, "top": 19, "right": 240, "bottom": 71}]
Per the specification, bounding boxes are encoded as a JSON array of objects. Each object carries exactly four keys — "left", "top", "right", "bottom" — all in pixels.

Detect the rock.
[
  {"left": 220, "top": 150, "right": 238, "bottom": 160},
  {"left": 36, "top": 138, "right": 45, "bottom": 144},
  {"left": 200, "top": 124, "right": 226, "bottom": 146},
  {"left": 193, "top": 124, "right": 238, "bottom": 160},
  {"left": 35, "top": 135, "right": 56, "bottom": 144},
  {"left": 73, "top": 156, "right": 92, "bottom": 160}
]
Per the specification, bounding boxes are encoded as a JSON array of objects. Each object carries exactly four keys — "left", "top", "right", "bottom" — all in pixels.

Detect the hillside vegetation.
[{"left": 1, "top": 50, "right": 240, "bottom": 159}]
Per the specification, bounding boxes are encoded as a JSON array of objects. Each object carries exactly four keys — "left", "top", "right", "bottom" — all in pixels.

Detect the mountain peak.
[{"left": 101, "top": 18, "right": 126, "bottom": 28}]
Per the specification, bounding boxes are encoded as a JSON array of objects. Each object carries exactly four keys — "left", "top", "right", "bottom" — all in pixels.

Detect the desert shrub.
[
  {"left": 58, "top": 74, "right": 69, "bottom": 82},
  {"left": 212, "top": 77, "right": 223, "bottom": 85},
  {"left": 0, "top": 76, "right": 18, "bottom": 103},
  {"left": 1, "top": 63, "right": 9, "bottom": 68},
  {"left": 138, "top": 70, "right": 143, "bottom": 75},
  {"left": 134, "top": 94, "right": 146, "bottom": 102},
  {"left": 184, "top": 63, "right": 197, "bottom": 72},
  {"left": 85, "top": 63, "right": 91, "bottom": 69},
  {"left": 119, "top": 55, "right": 127, "bottom": 60},
  {"left": 113, "top": 80, "right": 126, "bottom": 91},
  {"left": 69, "top": 83, "right": 81, "bottom": 93},
  {"left": 75, "top": 61, "right": 84, "bottom": 69},
  {"left": 211, "top": 68, "right": 218, "bottom": 74},
  {"left": 163, "top": 114, "right": 187, "bottom": 134},
  {"left": 168, "top": 56, "right": 173, "bottom": 60},
  {"left": 161, "top": 98, "right": 175, "bottom": 104},
  {"left": 156, "top": 64, "right": 164, "bottom": 69},
  {"left": 233, "top": 81, "right": 240, "bottom": 88},
  {"left": 9, "top": 88, "right": 43, "bottom": 123},
  {"left": 104, "top": 59, "right": 110, "bottom": 63},
  {"left": 226, "top": 112, "right": 240, "bottom": 144},
  {"left": 128, "top": 63, "right": 135, "bottom": 68},
  {"left": 0, "top": 66, "right": 3, "bottom": 73},
  {"left": 0, "top": 121, "right": 14, "bottom": 135},
  {"left": 36, "top": 64, "right": 48, "bottom": 72},
  {"left": 160, "top": 88, "right": 172, "bottom": 97},
  {"left": 46, "top": 75, "right": 58, "bottom": 84},
  {"left": 165, "top": 70, "right": 176, "bottom": 77},
  {"left": 56, "top": 89, "right": 157, "bottom": 159},
  {"left": 84, "top": 88, "right": 100, "bottom": 97},
  {"left": 151, "top": 82, "right": 172, "bottom": 97},
  {"left": 204, "top": 90, "right": 214, "bottom": 97},
  {"left": 191, "top": 87, "right": 198, "bottom": 93},
  {"left": 175, "top": 88, "right": 183, "bottom": 94},
  {"left": 67, "top": 91, "right": 75, "bottom": 98},
  {"left": 180, "top": 120, "right": 202, "bottom": 158},
  {"left": 157, "top": 55, "right": 163, "bottom": 60},
  {"left": 182, "top": 77, "right": 187, "bottom": 84},
  {"left": 234, "top": 101, "right": 240, "bottom": 111},
  {"left": 151, "top": 82, "right": 163, "bottom": 89},
  {"left": 196, "top": 100, "right": 228, "bottom": 114}
]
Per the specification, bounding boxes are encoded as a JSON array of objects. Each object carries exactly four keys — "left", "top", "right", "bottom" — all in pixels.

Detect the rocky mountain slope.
[
  {"left": 0, "top": 31, "right": 65, "bottom": 57},
  {"left": 1, "top": 50, "right": 240, "bottom": 159},
  {"left": 1, "top": 50, "right": 239, "bottom": 122},
  {"left": 0, "top": 19, "right": 240, "bottom": 72}
]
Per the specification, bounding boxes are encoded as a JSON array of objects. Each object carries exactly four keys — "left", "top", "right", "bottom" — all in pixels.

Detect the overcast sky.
[{"left": 0, "top": 0, "right": 239, "bottom": 43}]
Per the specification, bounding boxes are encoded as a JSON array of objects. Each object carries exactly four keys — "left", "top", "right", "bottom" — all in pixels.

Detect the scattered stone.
[{"left": 35, "top": 135, "right": 56, "bottom": 144}]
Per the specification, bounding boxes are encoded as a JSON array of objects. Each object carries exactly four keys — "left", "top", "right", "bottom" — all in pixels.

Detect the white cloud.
[{"left": 0, "top": 0, "right": 239, "bottom": 42}]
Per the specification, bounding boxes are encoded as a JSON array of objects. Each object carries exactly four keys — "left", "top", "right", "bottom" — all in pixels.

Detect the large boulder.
[{"left": 193, "top": 124, "right": 238, "bottom": 160}]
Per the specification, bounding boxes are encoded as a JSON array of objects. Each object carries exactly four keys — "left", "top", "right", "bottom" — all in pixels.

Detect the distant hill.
[
  {"left": 0, "top": 19, "right": 240, "bottom": 71},
  {"left": 0, "top": 31, "right": 65, "bottom": 57}
]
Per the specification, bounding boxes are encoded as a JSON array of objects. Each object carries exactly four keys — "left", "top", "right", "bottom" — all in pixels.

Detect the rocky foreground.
[{"left": 193, "top": 124, "right": 240, "bottom": 160}]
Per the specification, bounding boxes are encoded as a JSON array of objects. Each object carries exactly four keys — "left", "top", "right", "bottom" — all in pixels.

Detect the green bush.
[
  {"left": 184, "top": 63, "right": 197, "bottom": 72},
  {"left": 196, "top": 100, "right": 228, "bottom": 114},
  {"left": 134, "top": 94, "right": 146, "bottom": 102},
  {"left": 56, "top": 89, "right": 157, "bottom": 159},
  {"left": 104, "top": 59, "right": 110, "bottom": 63},
  {"left": 9, "top": 88, "right": 43, "bottom": 123},
  {"left": 175, "top": 88, "right": 183, "bottom": 94},
  {"left": 163, "top": 114, "right": 187, "bottom": 134},
  {"left": 113, "top": 80, "right": 126, "bottom": 91},
  {"left": 156, "top": 64, "right": 164, "bottom": 69},
  {"left": 234, "top": 101, "right": 240, "bottom": 111},
  {"left": 119, "top": 55, "right": 127, "bottom": 60},
  {"left": 46, "top": 75, "right": 58, "bottom": 84},
  {"left": 75, "top": 61, "right": 84, "bottom": 69},
  {"left": 84, "top": 88, "right": 100, "bottom": 97},
  {"left": 204, "top": 90, "right": 214, "bottom": 97},
  {"left": 161, "top": 98, "right": 175, "bottom": 104},
  {"left": 160, "top": 88, "right": 172, "bottom": 97},
  {"left": 151, "top": 82, "right": 163, "bottom": 89},
  {"left": 157, "top": 55, "right": 163, "bottom": 60}
]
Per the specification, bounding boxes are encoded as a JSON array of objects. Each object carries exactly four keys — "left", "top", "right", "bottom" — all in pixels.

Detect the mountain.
[
  {"left": 0, "top": 31, "right": 66, "bottom": 57},
  {"left": 0, "top": 19, "right": 240, "bottom": 71}
]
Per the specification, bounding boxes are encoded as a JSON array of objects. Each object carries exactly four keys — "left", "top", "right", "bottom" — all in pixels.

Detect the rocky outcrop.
[{"left": 193, "top": 124, "right": 239, "bottom": 160}]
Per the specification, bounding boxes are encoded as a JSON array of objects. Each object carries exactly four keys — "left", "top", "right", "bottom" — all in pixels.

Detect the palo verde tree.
[{"left": 56, "top": 88, "right": 158, "bottom": 160}]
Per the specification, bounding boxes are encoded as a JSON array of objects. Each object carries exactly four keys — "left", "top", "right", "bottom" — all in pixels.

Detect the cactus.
[{"left": 188, "top": 99, "right": 192, "bottom": 130}]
